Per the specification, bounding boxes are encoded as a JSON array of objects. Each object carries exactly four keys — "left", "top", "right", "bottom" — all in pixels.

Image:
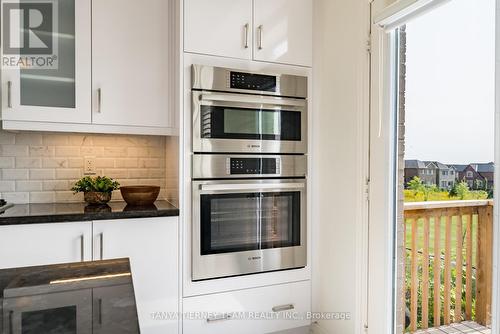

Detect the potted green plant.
[{"left": 71, "top": 176, "right": 120, "bottom": 205}]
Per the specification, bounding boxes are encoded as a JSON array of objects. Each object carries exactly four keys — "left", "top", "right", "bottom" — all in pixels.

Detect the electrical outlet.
[{"left": 84, "top": 157, "right": 96, "bottom": 175}]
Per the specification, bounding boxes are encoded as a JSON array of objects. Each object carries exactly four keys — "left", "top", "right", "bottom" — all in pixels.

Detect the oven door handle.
[
  {"left": 199, "top": 183, "right": 305, "bottom": 191},
  {"left": 199, "top": 93, "right": 306, "bottom": 108}
]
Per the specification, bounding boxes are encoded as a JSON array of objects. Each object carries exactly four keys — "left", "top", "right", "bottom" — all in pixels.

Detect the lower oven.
[{"left": 191, "top": 155, "right": 307, "bottom": 281}]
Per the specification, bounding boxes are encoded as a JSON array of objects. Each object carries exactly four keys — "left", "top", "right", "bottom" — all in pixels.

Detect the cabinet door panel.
[
  {"left": 93, "top": 284, "right": 139, "bottom": 334},
  {"left": 0, "top": 222, "right": 92, "bottom": 269},
  {"left": 1, "top": 0, "right": 91, "bottom": 123},
  {"left": 253, "top": 0, "right": 312, "bottom": 67},
  {"left": 92, "top": 217, "right": 178, "bottom": 334},
  {"left": 92, "top": 0, "right": 172, "bottom": 128},
  {"left": 184, "top": 0, "right": 252, "bottom": 59}
]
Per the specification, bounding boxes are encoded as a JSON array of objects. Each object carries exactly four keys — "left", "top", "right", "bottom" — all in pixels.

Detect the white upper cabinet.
[
  {"left": 92, "top": 0, "right": 172, "bottom": 129},
  {"left": 183, "top": 0, "right": 312, "bottom": 67},
  {"left": 1, "top": 0, "right": 91, "bottom": 123},
  {"left": 253, "top": 0, "right": 313, "bottom": 67},
  {"left": 184, "top": 0, "right": 253, "bottom": 60}
]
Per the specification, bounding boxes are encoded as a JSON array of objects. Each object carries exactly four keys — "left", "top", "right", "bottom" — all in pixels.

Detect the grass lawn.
[{"left": 405, "top": 215, "right": 478, "bottom": 265}]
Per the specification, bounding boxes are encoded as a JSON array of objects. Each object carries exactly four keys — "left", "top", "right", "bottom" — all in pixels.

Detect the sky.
[{"left": 404, "top": 0, "right": 496, "bottom": 165}]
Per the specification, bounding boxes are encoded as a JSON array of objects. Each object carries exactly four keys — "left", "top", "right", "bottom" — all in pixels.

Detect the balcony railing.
[{"left": 404, "top": 200, "right": 493, "bottom": 332}]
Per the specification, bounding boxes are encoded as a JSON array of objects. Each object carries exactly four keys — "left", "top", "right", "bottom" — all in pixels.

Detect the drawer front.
[{"left": 183, "top": 280, "right": 311, "bottom": 334}]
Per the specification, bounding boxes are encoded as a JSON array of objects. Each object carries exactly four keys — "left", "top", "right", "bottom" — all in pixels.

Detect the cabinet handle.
[
  {"left": 9, "top": 310, "right": 13, "bottom": 334},
  {"left": 98, "top": 298, "right": 103, "bottom": 324},
  {"left": 80, "top": 235, "right": 85, "bottom": 262},
  {"left": 272, "top": 304, "right": 295, "bottom": 312},
  {"left": 244, "top": 23, "right": 249, "bottom": 49},
  {"left": 100, "top": 232, "right": 104, "bottom": 260},
  {"left": 206, "top": 314, "right": 232, "bottom": 323},
  {"left": 258, "top": 25, "right": 263, "bottom": 50},
  {"left": 7, "top": 81, "right": 12, "bottom": 108},
  {"left": 97, "top": 88, "right": 102, "bottom": 113}
]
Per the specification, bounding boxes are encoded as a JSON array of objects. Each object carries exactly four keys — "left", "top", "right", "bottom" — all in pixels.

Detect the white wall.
[{"left": 312, "top": 0, "right": 370, "bottom": 333}]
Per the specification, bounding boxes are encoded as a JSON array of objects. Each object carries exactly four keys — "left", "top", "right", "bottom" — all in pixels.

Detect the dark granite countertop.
[
  {"left": 0, "top": 200, "right": 179, "bottom": 226},
  {"left": 0, "top": 259, "right": 139, "bottom": 333}
]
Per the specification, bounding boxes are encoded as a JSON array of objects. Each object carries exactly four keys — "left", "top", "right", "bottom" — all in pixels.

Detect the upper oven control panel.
[
  {"left": 229, "top": 71, "right": 277, "bottom": 92},
  {"left": 228, "top": 157, "right": 281, "bottom": 175},
  {"left": 191, "top": 65, "right": 308, "bottom": 98}
]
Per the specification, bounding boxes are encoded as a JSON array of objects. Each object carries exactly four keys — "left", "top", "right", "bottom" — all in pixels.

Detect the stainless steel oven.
[
  {"left": 192, "top": 65, "right": 308, "bottom": 154},
  {"left": 191, "top": 155, "right": 307, "bottom": 281}
]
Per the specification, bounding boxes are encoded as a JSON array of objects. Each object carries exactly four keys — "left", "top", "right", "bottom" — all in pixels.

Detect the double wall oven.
[{"left": 191, "top": 65, "right": 308, "bottom": 281}]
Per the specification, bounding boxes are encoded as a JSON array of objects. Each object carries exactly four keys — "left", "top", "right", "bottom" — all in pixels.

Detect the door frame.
[{"left": 368, "top": 0, "right": 500, "bottom": 333}]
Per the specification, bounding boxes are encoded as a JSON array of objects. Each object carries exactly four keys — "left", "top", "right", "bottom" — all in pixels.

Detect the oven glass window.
[
  {"left": 201, "top": 106, "right": 301, "bottom": 141},
  {"left": 21, "top": 306, "right": 77, "bottom": 334},
  {"left": 200, "top": 191, "right": 301, "bottom": 255}
]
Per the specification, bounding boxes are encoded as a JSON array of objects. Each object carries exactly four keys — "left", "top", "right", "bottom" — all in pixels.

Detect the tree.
[
  {"left": 454, "top": 181, "right": 470, "bottom": 200},
  {"left": 408, "top": 176, "right": 424, "bottom": 195},
  {"left": 407, "top": 176, "right": 437, "bottom": 201}
]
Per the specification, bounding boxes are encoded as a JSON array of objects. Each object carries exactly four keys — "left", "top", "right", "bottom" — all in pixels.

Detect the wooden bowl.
[{"left": 120, "top": 186, "right": 160, "bottom": 206}]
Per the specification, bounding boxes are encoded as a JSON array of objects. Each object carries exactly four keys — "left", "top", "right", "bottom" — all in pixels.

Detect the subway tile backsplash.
[{"left": 0, "top": 130, "right": 167, "bottom": 204}]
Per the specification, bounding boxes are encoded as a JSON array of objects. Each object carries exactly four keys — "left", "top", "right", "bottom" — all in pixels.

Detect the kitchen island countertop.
[{"left": 0, "top": 258, "right": 139, "bottom": 333}]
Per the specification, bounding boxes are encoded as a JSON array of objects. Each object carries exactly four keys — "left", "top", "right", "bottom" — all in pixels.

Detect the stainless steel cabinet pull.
[
  {"left": 98, "top": 298, "right": 103, "bottom": 324},
  {"left": 100, "top": 233, "right": 104, "bottom": 260},
  {"left": 258, "top": 25, "right": 263, "bottom": 50},
  {"left": 9, "top": 310, "right": 13, "bottom": 334},
  {"left": 7, "top": 81, "right": 12, "bottom": 108},
  {"left": 272, "top": 304, "right": 295, "bottom": 312},
  {"left": 244, "top": 23, "right": 249, "bottom": 49},
  {"left": 206, "top": 314, "right": 232, "bottom": 323},
  {"left": 80, "top": 235, "right": 85, "bottom": 262},
  {"left": 97, "top": 88, "right": 102, "bottom": 113},
  {"left": 200, "top": 183, "right": 305, "bottom": 192}
]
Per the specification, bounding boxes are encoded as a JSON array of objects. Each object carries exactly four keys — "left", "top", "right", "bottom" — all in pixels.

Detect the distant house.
[
  {"left": 462, "top": 165, "right": 486, "bottom": 189},
  {"left": 450, "top": 164, "right": 468, "bottom": 182},
  {"left": 405, "top": 160, "right": 495, "bottom": 191},
  {"left": 404, "top": 160, "right": 438, "bottom": 187},
  {"left": 434, "top": 162, "right": 456, "bottom": 190},
  {"left": 472, "top": 163, "right": 494, "bottom": 189},
  {"left": 461, "top": 163, "right": 495, "bottom": 190}
]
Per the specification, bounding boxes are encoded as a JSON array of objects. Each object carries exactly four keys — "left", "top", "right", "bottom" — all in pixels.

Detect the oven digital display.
[
  {"left": 230, "top": 158, "right": 278, "bottom": 175},
  {"left": 230, "top": 71, "right": 277, "bottom": 92}
]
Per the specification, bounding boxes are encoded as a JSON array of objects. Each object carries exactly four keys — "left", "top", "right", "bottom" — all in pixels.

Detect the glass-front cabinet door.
[
  {"left": 1, "top": 0, "right": 91, "bottom": 123},
  {"left": 2, "top": 289, "right": 92, "bottom": 334}
]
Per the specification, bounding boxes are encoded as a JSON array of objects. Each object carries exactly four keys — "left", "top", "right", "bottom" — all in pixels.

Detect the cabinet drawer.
[{"left": 183, "top": 280, "right": 310, "bottom": 334}]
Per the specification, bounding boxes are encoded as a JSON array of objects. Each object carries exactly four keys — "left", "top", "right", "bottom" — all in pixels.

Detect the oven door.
[
  {"left": 192, "top": 91, "right": 307, "bottom": 154},
  {"left": 192, "top": 179, "right": 307, "bottom": 281}
]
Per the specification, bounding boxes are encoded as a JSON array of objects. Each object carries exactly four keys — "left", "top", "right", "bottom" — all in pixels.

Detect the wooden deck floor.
[{"left": 414, "top": 321, "right": 490, "bottom": 334}]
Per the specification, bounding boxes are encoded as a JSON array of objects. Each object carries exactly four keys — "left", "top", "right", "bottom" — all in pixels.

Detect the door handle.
[
  {"left": 9, "top": 310, "right": 13, "bottom": 334},
  {"left": 272, "top": 304, "right": 295, "bottom": 312},
  {"left": 258, "top": 25, "right": 263, "bottom": 50},
  {"left": 100, "top": 233, "right": 104, "bottom": 260},
  {"left": 206, "top": 314, "right": 232, "bottom": 323},
  {"left": 200, "top": 183, "right": 305, "bottom": 192},
  {"left": 199, "top": 93, "right": 306, "bottom": 107},
  {"left": 97, "top": 88, "right": 102, "bottom": 113},
  {"left": 80, "top": 235, "right": 85, "bottom": 262},
  {"left": 98, "top": 298, "right": 103, "bottom": 324},
  {"left": 244, "top": 23, "right": 249, "bottom": 49},
  {"left": 7, "top": 81, "right": 12, "bottom": 108}
]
